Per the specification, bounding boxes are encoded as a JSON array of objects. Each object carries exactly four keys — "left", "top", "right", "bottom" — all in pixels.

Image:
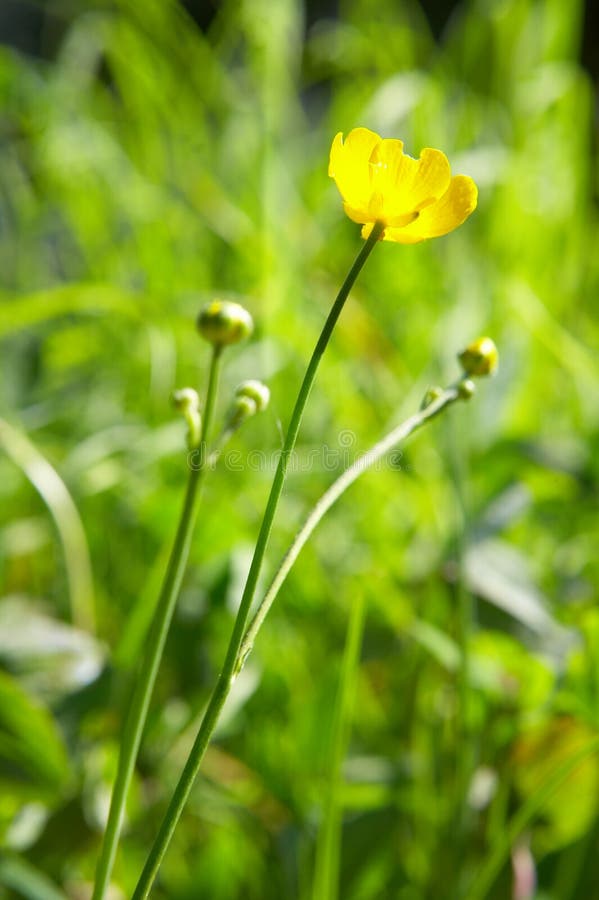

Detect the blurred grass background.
[{"left": 1, "top": 0, "right": 598, "bottom": 897}]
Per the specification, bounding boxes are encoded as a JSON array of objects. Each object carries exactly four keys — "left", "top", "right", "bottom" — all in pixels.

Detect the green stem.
[
  {"left": 130, "top": 222, "right": 384, "bottom": 900},
  {"left": 91, "top": 347, "right": 223, "bottom": 900},
  {"left": 312, "top": 589, "right": 366, "bottom": 900}
]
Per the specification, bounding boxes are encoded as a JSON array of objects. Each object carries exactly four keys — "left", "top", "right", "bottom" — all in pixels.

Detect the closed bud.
[
  {"left": 231, "top": 395, "right": 258, "bottom": 422},
  {"left": 197, "top": 300, "right": 253, "bottom": 348},
  {"left": 172, "top": 387, "right": 202, "bottom": 448},
  {"left": 235, "top": 379, "right": 270, "bottom": 413},
  {"left": 172, "top": 387, "right": 200, "bottom": 413},
  {"left": 458, "top": 336, "right": 498, "bottom": 377},
  {"left": 457, "top": 378, "right": 476, "bottom": 400},
  {"left": 224, "top": 380, "right": 270, "bottom": 431}
]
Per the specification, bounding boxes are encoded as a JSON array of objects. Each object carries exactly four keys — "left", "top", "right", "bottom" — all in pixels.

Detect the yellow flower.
[{"left": 328, "top": 127, "right": 478, "bottom": 243}]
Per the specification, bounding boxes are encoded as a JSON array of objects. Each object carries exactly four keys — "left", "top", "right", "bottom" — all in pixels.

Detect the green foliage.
[{"left": 1, "top": 0, "right": 598, "bottom": 897}]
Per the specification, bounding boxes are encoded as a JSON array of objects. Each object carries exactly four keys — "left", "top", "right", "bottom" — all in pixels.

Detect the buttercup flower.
[{"left": 329, "top": 127, "right": 478, "bottom": 243}]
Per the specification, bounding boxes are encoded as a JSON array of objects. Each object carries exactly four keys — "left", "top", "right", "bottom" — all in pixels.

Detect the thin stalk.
[
  {"left": 131, "top": 222, "right": 384, "bottom": 900},
  {"left": 238, "top": 384, "right": 462, "bottom": 666},
  {"left": 312, "top": 590, "right": 366, "bottom": 900},
  {"left": 91, "top": 347, "right": 223, "bottom": 900}
]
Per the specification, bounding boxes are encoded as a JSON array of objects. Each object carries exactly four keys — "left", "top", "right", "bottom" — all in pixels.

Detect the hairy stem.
[
  {"left": 91, "top": 347, "right": 222, "bottom": 900},
  {"left": 130, "top": 222, "right": 384, "bottom": 900}
]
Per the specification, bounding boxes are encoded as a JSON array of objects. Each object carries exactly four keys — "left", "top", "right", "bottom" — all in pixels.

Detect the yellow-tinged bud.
[
  {"left": 197, "top": 300, "right": 253, "bottom": 348},
  {"left": 235, "top": 379, "right": 270, "bottom": 413},
  {"left": 458, "top": 336, "right": 498, "bottom": 377},
  {"left": 457, "top": 378, "right": 476, "bottom": 400}
]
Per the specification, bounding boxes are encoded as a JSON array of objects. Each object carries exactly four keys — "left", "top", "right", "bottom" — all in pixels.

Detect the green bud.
[
  {"left": 224, "top": 380, "right": 270, "bottom": 431},
  {"left": 172, "top": 387, "right": 200, "bottom": 413},
  {"left": 458, "top": 336, "right": 499, "bottom": 377},
  {"left": 231, "top": 395, "right": 257, "bottom": 422},
  {"left": 457, "top": 378, "right": 476, "bottom": 400},
  {"left": 235, "top": 379, "right": 270, "bottom": 413},
  {"left": 197, "top": 300, "right": 253, "bottom": 348},
  {"left": 420, "top": 386, "right": 444, "bottom": 410},
  {"left": 172, "top": 387, "right": 202, "bottom": 448}
]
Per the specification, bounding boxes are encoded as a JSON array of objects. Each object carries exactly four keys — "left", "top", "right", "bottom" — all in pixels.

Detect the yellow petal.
[
  {"left": 409, "top": 148, "right": 452, "bottom": 208},
  {"left": 342, "top": 127, "right": 381, "bottom": 157},
  {"left": 369, "top": 138, "right": 418, "bottom": 207},
  {"left": 383, "top": 175, "right": 478, "bottom": 243},
  {"left": 386, "top": 210, "right": 420, "bottom": 228},
  {"left": 329, "top": 128, "right": 381, "bottom": 211},
  {"left": 327, "top": 132, "right": 344, "bottom": 179},
  {"left": 367, "top": 142, "right": 451, "bottom": 223},
  {"left": 343, "top": 202, "right": 372, "bottom": 224}
]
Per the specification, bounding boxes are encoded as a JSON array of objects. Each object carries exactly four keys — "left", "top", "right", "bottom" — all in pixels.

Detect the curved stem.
[
  {"left": 91, "top": 347, "right": 223, "bottom": 900},
  {"left": 238, "top": 384, "right": 461, "bottom": 666},
  {"left": 131, "top": 222, "right": 384, "bottom": 900}
]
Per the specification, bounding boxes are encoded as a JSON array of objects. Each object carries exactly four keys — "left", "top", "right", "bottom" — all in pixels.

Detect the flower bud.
[
  {"left": 229, "top": 395, "right": 257, "bottom": 424},
  {"left": 197, "top": 300, "right": 253, "bottom": 348},
  {"left": 172, "top": 387, "right": 202, "bottom": 448},
  {"left": 172, "top": 387, "right": 200, "bottom": 413},
  {"left": 457, "top": 378, "right": 476, "bottom": 400},
  {"left": 458, "top": 336, "right": 498, "bottom": 377},
  {"left": 235, "top": 379, "right": 270, "bottom": 413},
  {"left": 225, "top": 380, "right": 270, "bottom": 431}
]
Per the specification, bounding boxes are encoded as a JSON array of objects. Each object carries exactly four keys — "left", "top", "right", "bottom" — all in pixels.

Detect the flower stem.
[
  {"left": 130, "top": 222, "right": 384, "bottom": 900},
  {"left": 91, "top": 346, "right": 223, "bottom": 900}
]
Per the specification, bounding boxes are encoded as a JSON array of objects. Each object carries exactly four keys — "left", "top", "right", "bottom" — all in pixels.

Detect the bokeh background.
[{"left": 1, "top": 1, "right": 598, "bottom": 898}]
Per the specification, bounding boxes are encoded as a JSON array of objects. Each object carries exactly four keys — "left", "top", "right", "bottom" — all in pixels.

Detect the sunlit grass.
[{"left": 1, "top": 0, "right": 598, "bottom": 897}]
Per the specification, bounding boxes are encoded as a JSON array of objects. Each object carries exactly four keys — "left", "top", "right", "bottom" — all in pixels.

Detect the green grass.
[{"left": 1, "top": 0, "right": 598, "bottom": 897}]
